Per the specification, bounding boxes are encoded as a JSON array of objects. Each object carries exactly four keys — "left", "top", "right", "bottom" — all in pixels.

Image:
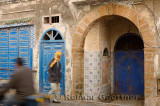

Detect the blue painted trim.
[
  {"left": 30, "top": 48, "right": 33, "bottom": 69},
  {"left": 41, "top": 41, "right": 64, "bottom": 43},
  {"left": 39, "top": 28, "right": 66, "bottom": 95}
]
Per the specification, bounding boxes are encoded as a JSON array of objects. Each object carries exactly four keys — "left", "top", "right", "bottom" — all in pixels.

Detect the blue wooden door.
[
  {"left": 114, "top": 51, "right": 144, "bottom": 97},
  {"left": 0, "top": 29, "right": 9, "bottom": 78},
  {"left": 0, "top": 27, "right": 33, "bottom": 79},
  {"left": 40, "top": 29, "right": 65, "bottom": 95}
]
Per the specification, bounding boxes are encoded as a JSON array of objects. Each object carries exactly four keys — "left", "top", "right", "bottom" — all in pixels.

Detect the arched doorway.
[
  {"left": 39, "top": 28, "right": 65, "bottom": 95},
  {"left": 72, "top": 4, "right": 156, "bottom": 102},
  {"left": 114, "top": 33, "right": 144, "bottom": 97}
]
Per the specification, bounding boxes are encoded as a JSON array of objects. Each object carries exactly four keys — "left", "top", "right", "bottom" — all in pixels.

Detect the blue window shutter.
[{"left": 0, "top": 26, "right": 33, "bottom": 79}]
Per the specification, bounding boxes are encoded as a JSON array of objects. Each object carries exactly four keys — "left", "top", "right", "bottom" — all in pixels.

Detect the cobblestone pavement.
[{"left": 41, "top": 100, "right": 143, "bottom": 106}]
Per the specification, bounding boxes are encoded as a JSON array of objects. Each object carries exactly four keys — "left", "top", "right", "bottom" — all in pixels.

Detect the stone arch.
[{"left": 72, "top": 3, "right": 156, "bottom": 98}]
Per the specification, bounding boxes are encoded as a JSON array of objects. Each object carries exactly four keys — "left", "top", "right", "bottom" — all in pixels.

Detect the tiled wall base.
[{"left": 84, "top": 52, "right": 102, "bottom": 100}]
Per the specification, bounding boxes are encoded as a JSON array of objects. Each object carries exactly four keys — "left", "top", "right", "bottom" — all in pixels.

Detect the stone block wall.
[{"left": 72, "top": 2, "right": 159, "bottom": 106}]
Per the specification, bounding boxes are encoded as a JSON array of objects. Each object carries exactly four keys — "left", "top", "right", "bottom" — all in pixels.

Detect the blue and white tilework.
[
  {"left": 29, "top": 26, "right": 35, "bottom": 48},
  {"left": 84, "top": 51, "right": 102, "bottom": 100}
]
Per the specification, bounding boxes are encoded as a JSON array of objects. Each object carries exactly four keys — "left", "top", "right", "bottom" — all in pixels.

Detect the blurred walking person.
[{"left": 0, "top": 58, "right": 35, "bottom": 106}]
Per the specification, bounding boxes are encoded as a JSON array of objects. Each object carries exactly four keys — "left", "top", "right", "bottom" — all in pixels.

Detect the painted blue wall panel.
[
  {"left": 19, "top": 48, "right": 28, "bottom": 52},
  {"left": 19, "top": 28, "right": 30, "bottom": 67},
  {"left": 0, "top": 30, "right": 9, "bottom": 79},
  {"left": 9, "top": 64, "right": 16, "bottom": 69},
  {"left": 9, "top": 36, "right": 18, "bottom": 41},
  {"left": 19, "top": 53, "right": 29, "bottom": 57},
  {"left": 0, "top": 53, "right": 8, "bottom": 58},
  {"left": 0, "top": 26, "right": 33, "bottom": 79},
  {"left": 9, "top": 53, "right": 18, "bottom": 57},
  {"left": 20, "top": 30, "right": 29, "bottom": 35},
  {"left": 9, "top": 42, "right": 18, "bottom": 47},
  {"left": 0, "top": 32, "right": 7, "bottom": 36},
  {"left": 0, "top": 48, "right": 8, "bottom": 52},
  {"left": 0, "top": 42, "right": 8, "bottom": 47},
  {"left": 0, "top": 59, "right": 8, "bottom": 63},
  {"left": 19, "top": 37, "right": 29, "bottom": 41},
  {"left": 19, "top": 42, "right": 29, "bottom": 47},
  {"left": 23, "top": 58, "right": 29, "bottom": 62},
  {"left": 9, "top": 58, "right": 16, "bottom": 62},
  {"left": 0, "top": 30, "right": 8, "bottom": 79},
  {"left": 10, "top": 30, "right": 18, "bottom": 35},
  {"left": 9, "top": 48, "right": 18, "bottom": 52},
  {"left": 114, "top": 51, "right": 144, "bottom": 97},
  {"left": 0, "top": 37, "right": 8, "bottom": 41},
  {"left": 0, "top": 64, "right": 8, "bottom": 68}
]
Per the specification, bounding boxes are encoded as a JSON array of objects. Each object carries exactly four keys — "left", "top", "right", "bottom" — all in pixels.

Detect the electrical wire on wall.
[
  {"left": 133, "top": 1, "right": 160, "bottom": 40},
  {"left": 109, "top": 0, "right": 160, "bottom": 48},
  {"left": 66, "top": 0, "right": 160, "bottom": 48},
  {"left": 62, "top": 0, "right": 69, "bottom": 7},
  {"left": 131, "top": 1, "right": 160, "bottom": 48}
]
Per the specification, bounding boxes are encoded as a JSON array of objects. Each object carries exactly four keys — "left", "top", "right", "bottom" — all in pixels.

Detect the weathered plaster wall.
[
  {"left": 84, "top": 22, "right": 101, "bottom": 100},
  {"left": 84, "top": 22, "right": 99, "bottom": 52},
  {"left": 71, "top": 0, "right": 160, "bottom": 105},
  {"left": 84, "top": 17, "right": 111, "bottom": 52},
  {"left": 84, "top": 15, "right": 141, "bottom": 98},
  {"left": 110, "top": 16, "right": 139, "bottom": 52},
  {"left": 84, "top": 18, "right": 111, "bottom": 99},
  {"left": 153, "top": 0, "right": 160, "bottom": 79},
  {"left": 0, "top": 0, "right": 39, "bottom": 91},
  {"left": 84, "top": 15, "right": 141, "bottom": 99},
  {"left": 99, "top": 18, "right": 111, "bottom": 52},
  {"left": 1, "top": 0, "right": 160, "bottom": 105},
  {"left": 36, "top": 0, "right": 73, "bottom": 95},
  {"left": 33, "top": 0, "right": 73, "bottom": 95},
  {"left": 99, "top": 18, "right": 111, "bottom": 96},
  {"left": 0, "top": 1, "right": 36, "bottom": 21},
  {"left": 0, "top": 0, "right": 74, "bottom": 95}
]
